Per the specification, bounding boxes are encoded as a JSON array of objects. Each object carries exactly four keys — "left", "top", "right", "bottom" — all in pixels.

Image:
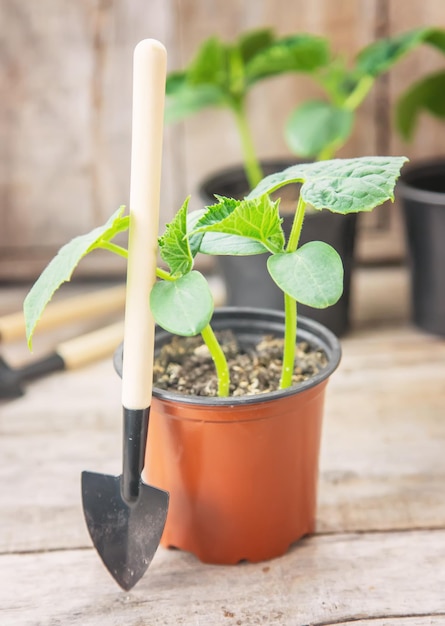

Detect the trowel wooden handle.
[
  {"left": 122, "top": 40, "right": 166, "bottom": 410},
  {"left": 0, "top": 285, "right": 126, "bottom": 343},
  {"left": 56, "top": 321, "right": 124, "bottom": 370}
]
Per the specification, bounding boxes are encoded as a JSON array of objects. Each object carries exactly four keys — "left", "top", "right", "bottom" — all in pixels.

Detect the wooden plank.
[
  {"left": 318, "top": 321, "right": 445, "bottom": 532},
  {"left": 0, "top": 530, "right": 444, "bottom": 625},
  {"left": 0, "top": 359, "right": 121, "bottom": 552},
  {"left": 0, "top": 278, "right": 444, "bottom": 623},
  {"left": 3, "top": 0, "right": 445, "bottom": 280},
  {"left": 0, "top": 0, "right": 178, "bottom": 280}
]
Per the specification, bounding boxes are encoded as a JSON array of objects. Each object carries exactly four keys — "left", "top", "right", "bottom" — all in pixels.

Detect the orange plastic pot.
[{"left": 137, "top": 308, "right": 342, "bottom": 565}]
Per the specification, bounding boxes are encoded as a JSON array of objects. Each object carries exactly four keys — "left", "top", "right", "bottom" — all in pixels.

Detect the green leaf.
[
  {"left": 238, "top": 28, "right": 275, "bottom": 63},
  {"left": 245, "top": 33, "right": 330, "bottom": 85},
  {"left": 24, "top": 206, "right": 126, "bottom": 349},
  {"left": 248, "top": 156, "right": 408, "bottom": 214},
  {"left": 188, "top": 36, "right": 227, "bottom": 85},
  {"left": 159, "top": 197, "right": 194, "bottom": 276},
  {"left": 285, "top": 100, "right": 353, "bottom": 158},
  {"left": 150, "top": 271, "right": 214, "bottom": 336},
  {"left": 395, "top": 71, "right": 445, "bottom": 140},
  {"left": 187, "top": 209, "right": 207, "bottom": 258},
  {"left": 317, "top": 58, "right": 358, "bottom": 104},
  {"left": 423, "top": 28, "right": 445, "bottom": 54},
  {"left": 227, "top": 45, "right": 246, "bottom": 100},
  {"left": 165, "top": 31, "right": 330, "bottom": 124},
  {"left": 191, "top": 195, "right": 285, "bottom": 254},
  {"left": 354, "top": 27, "right": 445, "bottom": 83},
  {"left": 199, "top": 232, "right": 268, "bottom": 256},
  {"left": 165, "top": 77, "right": 226, "bottom": 123},
  {"left": 267, "top": 241, "right": 343, "bottom": 308},
  {"left": 165, "top": 71, "right": 187, "bottom": 94},
  {"left": 355, "top": 28, "right": 431, "bottom": 78}
]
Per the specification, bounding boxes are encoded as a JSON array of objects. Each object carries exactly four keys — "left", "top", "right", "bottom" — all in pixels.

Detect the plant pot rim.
[
  {"left": 199, "top": 158, "right": 299, "bottom": 199},
  {"left": 201, "top": 157, "right": 295, "bottom": 182},
  {"left": 114, "top": 307, "right": 341, "bottom": 408},
  {"left": 397, "top": 156, "right": 445, "bottom": 205}
]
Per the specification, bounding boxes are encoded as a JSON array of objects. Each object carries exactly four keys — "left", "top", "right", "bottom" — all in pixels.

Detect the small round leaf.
[
  {"left": 285, "top": 100, "right": 353, "bottom": 158},
  {"left": 150, "top": 271, "right": 214, "bottom": 336},
  {"left": 267, "top": 241, "right": 344, "bottom": 308}
]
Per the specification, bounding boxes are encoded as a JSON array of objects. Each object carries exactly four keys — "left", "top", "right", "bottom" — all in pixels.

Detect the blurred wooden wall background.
[{"left": 1, "top": 0, "right": 444, "bottom": 280}]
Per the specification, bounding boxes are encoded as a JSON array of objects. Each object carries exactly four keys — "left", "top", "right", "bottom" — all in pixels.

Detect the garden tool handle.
[
  {"left": 121, "top": 39, "right": 166, "bottom": 411},
  {"left": 121, "top": 407, "right": 150, "bottom": 502},
  {"left": 120, "top": 39, "right": 166, "bottom": 504},
  {"left": 0, "top": 285, "right": 126, "bottom": 343},
  {"left": 56, "top": 321, "right": 124, "bottom": 369}
]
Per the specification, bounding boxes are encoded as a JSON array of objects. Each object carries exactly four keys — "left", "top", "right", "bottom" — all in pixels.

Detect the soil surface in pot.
[{"left": 153, "top": 331, "right": 327, "bottom": 397}]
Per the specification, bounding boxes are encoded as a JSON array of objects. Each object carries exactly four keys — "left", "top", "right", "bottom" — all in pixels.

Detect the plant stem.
[
  {"left": 280, "top": 194, "right": 307, "bottom": 389},
  {"left": 201, "top": 323, "right": 230, "bottom": 397},
  {"left": 233, "top": 101, "right": 263, "bottom": 189},
  {"left": 96, "top": 243, "right": 175, "bottom": 284},
  {"left": 286, "top": 195, "right": 307, "bottom": 252},
  {"left": 98, "top": 241, "right": 128, "bottom": 258},
  {"left": 343, "top": 75, "right": 374, "bottom": 111},
  {"left": 280, "top": 293, "right": 297, "bottom": 389},
  {"left": 156, "top": 267, "right": 174, "bottom": 281},
  {"left": 316, "top": 145, "right": 336, "bottom": 161}
]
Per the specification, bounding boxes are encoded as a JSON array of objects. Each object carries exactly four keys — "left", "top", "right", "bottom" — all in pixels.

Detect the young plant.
[
  {"left": 23, "top": 156, "right": 406, "bottom": 397},
  {"left": 165, "top": 28, "right": 329, "bottom": 188},
  {"left": 188, "top": 156, "right": 407, "bottom": 387},
  {"left": 23, "top": 203, "right": 230, "bottom": 397},
  {"left": 165, "top": 26, "right": 444, "bottom": 178}
]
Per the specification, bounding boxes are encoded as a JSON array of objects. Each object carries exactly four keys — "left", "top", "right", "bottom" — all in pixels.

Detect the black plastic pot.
[
  {"left": 397, "top": 157, "right": 445, "bottom": 336},
  {"left": 199, "top": 161, "right": 358, "bottom": 337}
]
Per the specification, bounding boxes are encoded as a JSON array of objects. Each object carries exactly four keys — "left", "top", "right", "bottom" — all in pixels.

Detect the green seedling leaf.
[
  {"left": 159, "top": 197, "right": 195, "bottom": 277},
  {"left": 191, "top": 195, "right": 285, "bottom": 255},
  {"left": 199, "top": 232, "right": 268, "bottom": 256},
  {"left": 248, "top": 156, "right": 408, "bottom": 214},
  {"left": 245, "top": 33, "right": 329, "bottom": 85},
  {"left": 238, "top": 28, "right": 275, "bottom": 63},
  {"left": 355, "top": 27, "right": 445, "bottom": 83},
  {"left": 267, "top": 241, "right": 343, "bottom": 308},
  {"left": 317, "top": 57, "right": 358, "bottom": 104},
  {"left": 423, "top": 28, "right": 445, "bottom": 54},
  {"left": 355, "top": 28, "right": 431, "bottom": 78},
  {"left": 188, "top": 36, "right": 227, "bottom": 85},
  {"left": 285, "top": 100, "right": 353, "bottom": 158},
  {"left": 165, "top": 75, "right": 226, "bottom": 123},
  {"left": 396, "top": 71, "right": 445, "bottom": 140},
  {"left": 24, "top": 206, "right": 127, "bottom": 349},
  {"left": 150, "top": 271, "right": 214, "bottom": 336},
  {"left": 186, "top": 209, "right": 207, "bottom": 258}
]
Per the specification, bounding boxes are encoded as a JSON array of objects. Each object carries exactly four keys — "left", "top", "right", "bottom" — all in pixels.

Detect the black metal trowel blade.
[{"left": 81, "top": 471, "right": 169, "bottom": 591}]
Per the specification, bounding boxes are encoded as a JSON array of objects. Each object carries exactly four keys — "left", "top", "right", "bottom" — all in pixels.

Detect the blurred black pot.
[{"left": 397, "top": 157, "right": 445, "bottom": 336}]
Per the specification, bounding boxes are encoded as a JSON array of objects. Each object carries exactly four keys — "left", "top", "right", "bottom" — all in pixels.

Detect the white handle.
[{"left": 121, "top": 39, "right": 166, "bottom": 410}]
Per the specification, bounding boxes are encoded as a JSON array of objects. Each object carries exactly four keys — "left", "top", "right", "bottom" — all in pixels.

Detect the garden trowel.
[{"left": 81, "top": 39, "right": 169, "bottom": 591}]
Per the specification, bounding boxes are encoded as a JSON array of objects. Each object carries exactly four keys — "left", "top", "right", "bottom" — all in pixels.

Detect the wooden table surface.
[{"left": 1, "top": 270, "right": 445, "bottom": 625}]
